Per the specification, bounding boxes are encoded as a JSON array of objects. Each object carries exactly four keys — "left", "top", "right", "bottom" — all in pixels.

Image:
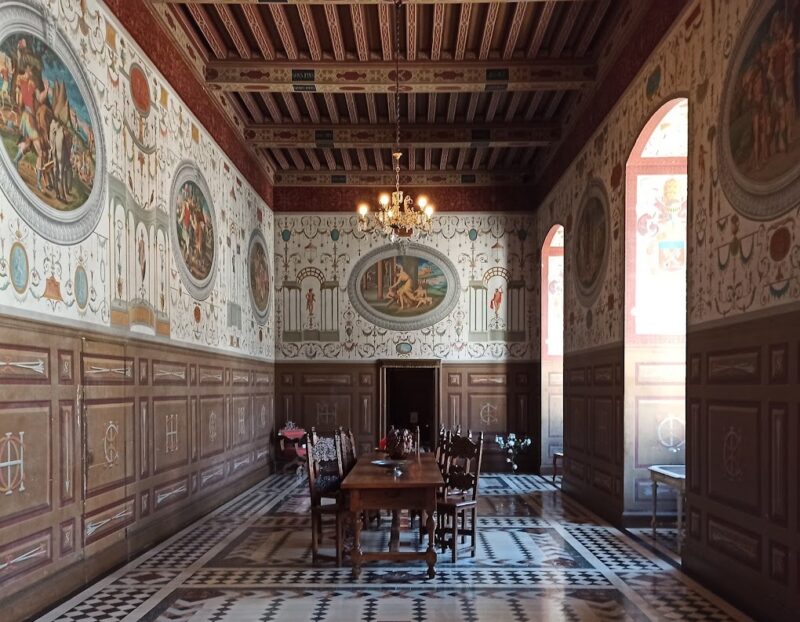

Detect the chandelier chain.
[
  {"left": 355, "top": 0, "right": 433, "bottom": 241},
  {"left": 394, "top": 0, "right": 401, "bottom": 192}
]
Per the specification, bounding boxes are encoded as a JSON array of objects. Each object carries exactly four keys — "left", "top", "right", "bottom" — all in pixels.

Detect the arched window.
[
  {"left": 541, "top": 224, "right": 564, "bottom": 475},
  {"left": 624, "top": 98, "right": 688, "bottom": 519}
]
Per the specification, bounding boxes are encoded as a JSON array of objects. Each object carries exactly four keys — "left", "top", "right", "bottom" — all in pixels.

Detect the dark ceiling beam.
[
  {"left": 243, "top": 122, "right": 560, "bottom": 149},
  {"left": 273, "top": 169, "right": 532, "bottom": 188},
  {"left": 205, "top": 59, "right": 596, "bottom": 93}
]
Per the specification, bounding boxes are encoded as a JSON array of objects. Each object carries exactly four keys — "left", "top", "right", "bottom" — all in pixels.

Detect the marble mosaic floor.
[{"left": 36, "top": 474, "right": 750, "bottom": 622}]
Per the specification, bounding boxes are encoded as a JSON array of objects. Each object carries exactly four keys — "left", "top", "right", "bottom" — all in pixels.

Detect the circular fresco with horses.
[{"left": 0, "top": 32, "right": 96, "bottom": 213}]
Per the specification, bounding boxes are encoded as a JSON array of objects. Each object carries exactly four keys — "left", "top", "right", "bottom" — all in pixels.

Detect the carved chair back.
[
  {"left": 335, "top": 427, "right": 357, "bottom": 476},
  {"left": 443, "top": 432, "right": 484, "bottom": 502},
  {"left": 306, "top": 427, "right": 341, "bottom": 502}
]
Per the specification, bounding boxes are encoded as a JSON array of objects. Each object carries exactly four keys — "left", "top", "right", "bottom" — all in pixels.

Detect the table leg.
[
  {"left": 552, "top": 454, "right": 557, "bottom": 484},
  {"left": 389, "top": 510, "right": 400, "bottom": 552},
  {"left": 425, "top": 511, "right": 437, "bottom": 579},
  {"left": 351, "top": 510, "right": 363, "bottom": 579},
  {"left": 676, "top": 491, "right": 683, "bottom": 555},
  {"left": 651, "top": 480, "right": 658, "bottom": 542}
]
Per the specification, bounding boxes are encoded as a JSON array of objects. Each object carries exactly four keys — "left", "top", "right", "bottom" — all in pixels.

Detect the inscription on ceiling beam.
[
  {"left": 205, "top": 60, "right": 596, "bottom": 93},
  {"left": 244, "top": 123, "right": 560, "bottom": 149}
]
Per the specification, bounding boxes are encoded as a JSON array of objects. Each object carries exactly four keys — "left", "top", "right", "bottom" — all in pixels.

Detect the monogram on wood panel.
[
  {"left": 198, "top": 397, "right": 225, "bottom": 461},
  {"left": 0, "top": 402, "right": 51, "bottom": 526},
  {"left": 706, "top": 402, "right": 760, "bottom": 514},
  {"left": 153, "top": 398, "right": 189, "bottom": 475},
  {"left": 84, "top": 399, "right": 135, "bottom": 497}
]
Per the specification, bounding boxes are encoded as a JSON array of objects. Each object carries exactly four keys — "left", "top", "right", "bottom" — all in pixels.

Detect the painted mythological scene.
[
  {"left": 250, "top": 238, "right": 270, "bottom": 314},
  {"left": 728, "top": 0, "right": 800, "bottom": 183},
  {"left": 0, "top": 33, "right": 95, "bottom": 210},
  {"left": 174, "top": 180, "right": 214, "bottom": 282},
  {"left": 575, "top": 196, "right": 607, "bottom": 294},
  {"left": 359, "top": 255, "right": 447, "bottom": 318}
]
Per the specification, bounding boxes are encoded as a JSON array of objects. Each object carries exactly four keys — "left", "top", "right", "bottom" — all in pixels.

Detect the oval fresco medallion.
[
  {"left": 169, "top": 162, "right": 218, "bottom": 300},
  {"left": 0, "top": 3, "right": 106, "bottom": 244},
  {"left": 718, "top": 0, "right": 800, "bottom": 220},
  {"left": 347, "top": 243, "right": 461, "bottom": 331},
  {"left": 248, "top": 228, "right": 270, "bottom": 324},
  {"left": 129, "top": 63, "right": 151, "bottom": 116},
  {"left": 9, "top": 241, "right": 28, "bottom": 294},
  {"left": 573, "top": 182, "right": 610, "bottom": 306},
  {"left": 74, "top": 264, "right": 88, "bottom": 309}
]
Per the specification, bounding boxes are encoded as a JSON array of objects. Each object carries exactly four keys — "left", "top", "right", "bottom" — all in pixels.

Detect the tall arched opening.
[
  {"left": 624, "top": 98, "right": 688, "bottom": 527},
  {"left": 541, "top": 224, "right": 564, "bottom": 477}
]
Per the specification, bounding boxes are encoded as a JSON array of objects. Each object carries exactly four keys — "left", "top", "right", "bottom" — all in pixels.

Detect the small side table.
[
  {"left": 552, "top": 451, "right": 564, "bottom": 484},
  {"left": 648, "top": 464, "right": 686, "bottom": 553}
]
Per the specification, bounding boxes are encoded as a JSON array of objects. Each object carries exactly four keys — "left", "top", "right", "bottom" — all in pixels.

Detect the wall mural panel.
[
  {"left": 0, "top": 0, "right": 274, "bottom": 359},
  {"left": 718, "top": 0, "right": 800, "bottom": 220},
  {"left": 0, "top": 2, "right": 106, "bottom": 245},
  {"left": 275, "top": 214, "right": 536, "bottom": 361},
  {"left": 537, "top": 0, "right": 800, "bottom": 351},
  {"left": 347, "top": 243, "right": 460, "bottom": 331},
  {"left": 170, "top": 163, "right": 217, "bottom": 301},
  {"left": 533, "top": 0, "right": 800, "bottom": 616}
]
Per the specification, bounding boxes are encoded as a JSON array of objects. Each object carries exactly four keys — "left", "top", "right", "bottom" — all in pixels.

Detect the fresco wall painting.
[
  {"left": 535, "top": 0, "right": 800, "bottom": 617},
  {"left": 275, "top": 215, "right": 536, "bottom": 361}
]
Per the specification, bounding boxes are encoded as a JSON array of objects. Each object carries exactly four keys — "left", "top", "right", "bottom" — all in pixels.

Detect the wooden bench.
[{"left": 552, "top": 451, "right": 564, "bottom": 484}]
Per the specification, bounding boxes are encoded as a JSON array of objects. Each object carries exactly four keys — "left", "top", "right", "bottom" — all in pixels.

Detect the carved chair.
[
  {"left": 436, "top": 431, "right": 484, "bottom": 562},
  {"left": 306, "top": 429, "right": 344, "bottom": 565},
  {"left": 335, "top": 427, "right": 357, "bottom": 477}
]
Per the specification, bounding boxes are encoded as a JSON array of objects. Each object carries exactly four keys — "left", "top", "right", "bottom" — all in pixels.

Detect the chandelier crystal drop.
[{"left": 356, "top": 0, "right": 434, "bottom": 242}]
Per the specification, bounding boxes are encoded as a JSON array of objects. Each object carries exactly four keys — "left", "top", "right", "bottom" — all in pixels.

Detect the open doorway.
[
  {"left": 541, "top": 225, "right": 564, "bottom": 477},
  {"left": 382, "top": 363, "right": 439, "bottom": 451},
  {"left": 624, "top": 98, "right": 688, "bottom": 547}
]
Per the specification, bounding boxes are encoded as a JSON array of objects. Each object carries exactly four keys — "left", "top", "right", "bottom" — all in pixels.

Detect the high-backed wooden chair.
[
  {"left": 306, "top": 429, "right": 344, "bottom": 565},
  {"left": 335, "top": 427, "right": 357, "bottom": 476},
  {"left": 436, "top": 431, "right": 484, "bottom": 562}
]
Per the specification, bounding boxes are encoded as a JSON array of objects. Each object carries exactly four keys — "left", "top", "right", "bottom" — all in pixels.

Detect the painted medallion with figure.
[
  {"left": 719, "top": 0, "right": 800, "bottom": 219},
  {"left": 169, "top": 163, "right": 217, "bottom": 300},
  {"left": 0, "top": 33, "right": 95, "bottom": 211},
  {"left": 573, "top": 184, "right": 610, "bottom": 305},
  {"left": 348, "top": 243, "right": 461, "bottom": 331},
  {"left": 248, "top": 229, "right": 270, "bottom": 324}
]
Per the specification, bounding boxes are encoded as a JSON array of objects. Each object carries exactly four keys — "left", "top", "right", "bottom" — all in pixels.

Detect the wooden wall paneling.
[
  {"left": 562, "top": 345, "right": 624, "bottom": 525},
  {"left": 440, "top": 362, "right": 539, "bottom": 472},
  {"left": 0, "top": 315, "right": 275, "bottom": 620},
  {"left": 684, "top": 308, "right": 800, "bottom": 621}
]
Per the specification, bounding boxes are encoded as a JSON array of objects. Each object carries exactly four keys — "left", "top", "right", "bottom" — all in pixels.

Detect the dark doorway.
[{"left": 385, "top": 367, "right": 437, "bottom": 450}]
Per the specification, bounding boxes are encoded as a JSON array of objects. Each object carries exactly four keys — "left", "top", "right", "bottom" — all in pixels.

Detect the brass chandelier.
[{"left": 356, "top": 0, "right": 434, "bottom": 242}]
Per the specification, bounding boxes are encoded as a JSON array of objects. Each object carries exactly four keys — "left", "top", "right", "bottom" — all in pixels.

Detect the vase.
[{"left": 385, "top": 427, "right": 413, "bottom": 460}]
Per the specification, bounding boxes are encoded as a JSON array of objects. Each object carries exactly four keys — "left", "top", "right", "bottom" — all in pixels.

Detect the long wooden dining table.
[{"left": 341, "top": 452, "right": 444, "bottom": 579}]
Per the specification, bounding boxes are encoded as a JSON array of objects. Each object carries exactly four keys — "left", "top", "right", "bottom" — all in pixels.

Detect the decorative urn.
[{"left": 385, "top": 427, "right": 414, "bottom": 460}]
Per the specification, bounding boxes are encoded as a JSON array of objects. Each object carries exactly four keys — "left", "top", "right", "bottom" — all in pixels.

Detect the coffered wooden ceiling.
[{"left": 143, "top": 0, "right": 663, "bottom": 192}]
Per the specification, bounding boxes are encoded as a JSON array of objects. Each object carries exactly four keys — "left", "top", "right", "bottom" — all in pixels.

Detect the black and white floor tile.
[{"left": 36, "top": 474, "right": 751, "bottom": 622}]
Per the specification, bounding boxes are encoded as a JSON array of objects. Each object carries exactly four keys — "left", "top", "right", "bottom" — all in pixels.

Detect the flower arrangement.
[
  {"left": 384, "top": 427, "right": 414, "bottom": 459},
  {"left": 495, "top": 433, "right": 532, "bottom": 472}
]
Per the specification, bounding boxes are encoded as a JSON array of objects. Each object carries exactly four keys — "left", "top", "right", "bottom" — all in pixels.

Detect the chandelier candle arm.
[{"left": 356, "top": 0, "right": 434, "bottom": 242}]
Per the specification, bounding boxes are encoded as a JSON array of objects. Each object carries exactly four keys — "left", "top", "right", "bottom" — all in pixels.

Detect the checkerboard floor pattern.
[{"left": 35, "top": 474, "right": 751, "bottom": 622}]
